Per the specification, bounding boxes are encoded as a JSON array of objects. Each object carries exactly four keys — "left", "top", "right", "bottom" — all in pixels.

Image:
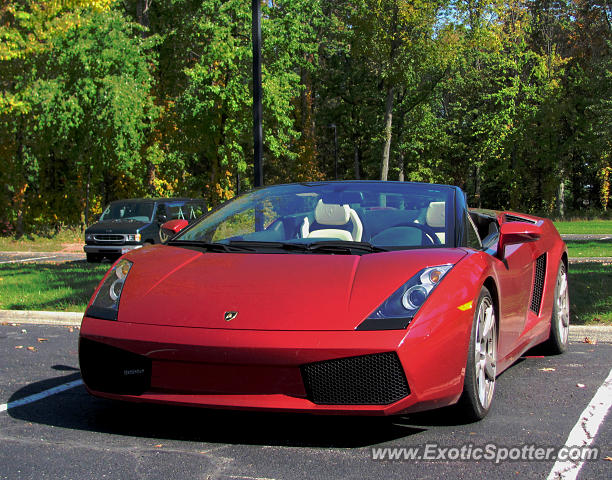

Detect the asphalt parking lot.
[{"left": 0, "top": 323, "right": 610, "bottom": 480}]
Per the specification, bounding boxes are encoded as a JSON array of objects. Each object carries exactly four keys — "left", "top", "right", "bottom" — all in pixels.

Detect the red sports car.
[{"left": 79, "top": 181, "right": 569, "bottom": 420}]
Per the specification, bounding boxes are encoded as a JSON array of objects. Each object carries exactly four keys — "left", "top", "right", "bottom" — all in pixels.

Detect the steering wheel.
[{"left": 379, "top": 222, "right": 442, "bottom": 246}]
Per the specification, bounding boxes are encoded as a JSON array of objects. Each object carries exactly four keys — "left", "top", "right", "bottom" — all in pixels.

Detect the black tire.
[
  {"left": 457, "top": 287, "right": 497, "bottom": 422},
  {"left": 542, "top": 262, "right": 570, "bottom": 355},
  {"left": 86, "top": 253, "right": 101, "bottom": 263}
]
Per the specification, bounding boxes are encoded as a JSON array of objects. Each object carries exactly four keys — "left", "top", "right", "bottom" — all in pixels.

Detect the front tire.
[
  {"left": 86, "top": 253, "right": 101, "bottom": 263},
  {"left": 457, "top": 287, "right": 497, "bottom": 421},
  {"left": 543, "top": 262, "right": 570, "bottom": 354}
]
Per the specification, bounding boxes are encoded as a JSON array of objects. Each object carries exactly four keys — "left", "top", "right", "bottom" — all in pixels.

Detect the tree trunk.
[
  {"left": 136, "top": 0, "right": 151, "bottom": 33},
  {"left": 398, "top": 151, "right": 405, "bottom": 182},
  {"left": 354, "top": 144, "right": 360, "bottom": 180},
  {"left": 474, "top": 164, "right": 482, "bottom": 208},
  {"left": 381, "top": 85, "right": 394, "bottom": 181},
  {"left": 557, "top": 160, "right": 566, "bottom": 217}
]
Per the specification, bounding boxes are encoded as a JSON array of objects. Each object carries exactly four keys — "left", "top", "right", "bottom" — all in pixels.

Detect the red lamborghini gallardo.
[{"left": 79, "top": 181, "right": 569, "bottom": 421}]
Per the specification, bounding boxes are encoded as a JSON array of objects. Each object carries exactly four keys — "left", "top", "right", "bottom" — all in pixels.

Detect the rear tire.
[
  {"left": 457, "top": 287, "right": 497, "bottom": 422},
  {"left": 542, "top": 262, "right": 570, "bottom": 355}
]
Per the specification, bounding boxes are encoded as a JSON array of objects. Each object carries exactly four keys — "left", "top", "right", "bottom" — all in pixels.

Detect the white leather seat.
[
  {"left": 304, "top": 199, "right": 363, "bottom": 241},
  {"left": 426, "top": 201, "right": 446, "bottom": 243}
]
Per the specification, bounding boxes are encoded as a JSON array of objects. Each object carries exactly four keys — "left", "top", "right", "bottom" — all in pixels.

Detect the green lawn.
[
  {"left": 0, "top": 228, "right": 83, "bottom": 252},
  {"left": 565, "top": 241, "right": 612, "bottom": 258},
  {"left": 0, "top": 262, "right": 108, "bottom": 312},
  {"left": 569, "top": 262, "right": 612, "bottom": 325},
  {"left": 553, "top": 219, "right": 612, "bottom": 234}
]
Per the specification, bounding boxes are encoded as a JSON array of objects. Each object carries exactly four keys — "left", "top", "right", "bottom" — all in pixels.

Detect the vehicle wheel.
[
  {"left": 159, "top": 227, "right": 169, "bottom": 244},
  {"left": 86, "top": 253, "right": 101, "bottom": 263},
  {"left": 542, "top": 262, "right": 570, "bottom": 354},
  {"left": 457, "top": 287, "right": 497, "bottom": 421}
]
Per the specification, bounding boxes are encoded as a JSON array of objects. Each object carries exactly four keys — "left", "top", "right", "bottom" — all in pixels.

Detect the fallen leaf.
[
  {"left": 592, "top": 317, "right": 602, "bottom": 322},
  {"left": 68, "top": 327, "right": 74, "bottom": 333},
  {"left": 539, "top": 368, "right": 556, "bottom": 372},
  {"left": 26, "top": 346, "right": 37, "bottom": 352},
  {"left": 583, "top": 337, "right": 596, "bottom": 344},
  {"left": 576, "top": 383, "right": 586, "bottom": 388},
  {"left": 15, "top": 345, "right": 23, "bottom": 349},
  {"left": 154, "top": 444, "right": 163, "bottom": 448},
  {"left": 1, "top": 322, "right": 8, "bottom": 325},
  {"left": 603, "top": 456, "right": 612, "bottom": 462},
  {"left": 21, "top": 329, "right": 27, "bottom": 334},
  {"left": 37, "top": 338, "right": 48, "bottom": 343}
]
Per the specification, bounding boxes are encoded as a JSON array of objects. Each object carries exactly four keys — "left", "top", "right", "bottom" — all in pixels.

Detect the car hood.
[
  {"left": 116, "top": 245, "right": 467, "bottom": 331},
  {"left": 86, "top": 220, "right": 150, "bottom": 235}
]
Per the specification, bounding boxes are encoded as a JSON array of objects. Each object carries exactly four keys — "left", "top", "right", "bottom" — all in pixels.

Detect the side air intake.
[{"left": 530, "top": 254, "right": 547, "bottom": 314}]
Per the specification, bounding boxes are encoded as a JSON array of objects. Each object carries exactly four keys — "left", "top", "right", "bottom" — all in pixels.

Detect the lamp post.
[
  {"left": 252, "top": 0, "right": 263, "bottom": 188},
  {"left": 329, "top": 123, "right": 338, "bottom": 180}
]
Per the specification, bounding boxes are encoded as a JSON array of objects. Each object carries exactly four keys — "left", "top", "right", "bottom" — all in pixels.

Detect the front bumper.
[
  {"left": 79, "top": 316, "right": 468, "bottom": 415},
  {"left": 84, "top": 244, "right": 143, "bottom": 255}
]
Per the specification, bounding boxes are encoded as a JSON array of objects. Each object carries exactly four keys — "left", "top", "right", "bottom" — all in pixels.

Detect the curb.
[
  {"left": 568, "top": 257, "right": 612, "bottom": 264},
  {"left": 1, "top": 310, "right": 611, "bottom": 342},
  {"left": 568, "top": 325, "right": 612, "bottom": 343},
  {"left": 0, "top": 310, "right": 82, "bottom": 326}
]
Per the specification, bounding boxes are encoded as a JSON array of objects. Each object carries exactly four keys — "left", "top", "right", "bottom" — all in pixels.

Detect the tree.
[{"left": 0, "top": 2, "right": 157, "bottom": 232}]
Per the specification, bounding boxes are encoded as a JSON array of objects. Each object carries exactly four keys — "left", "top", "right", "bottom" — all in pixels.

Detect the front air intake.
[
  {"left": 301, "top": 352, "right": 409, "bottom": 405},
  {"left": 79, "top": 337, "right": 151, "bottom": 395},
  {"left": 530, "top": 254, "right": 547, "bottom": 314}
]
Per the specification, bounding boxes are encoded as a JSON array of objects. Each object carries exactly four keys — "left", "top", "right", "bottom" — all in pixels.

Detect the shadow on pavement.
[{"left": 7, "top": 373, "right": 427, "bottom": 448}]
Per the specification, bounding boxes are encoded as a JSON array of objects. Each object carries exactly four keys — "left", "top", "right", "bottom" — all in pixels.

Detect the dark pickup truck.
[{"left": 84, "top": 198, "right": 206, "bottom": 262}]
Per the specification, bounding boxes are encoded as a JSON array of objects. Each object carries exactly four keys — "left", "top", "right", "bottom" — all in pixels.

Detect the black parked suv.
[{"left": 84, "top": 198, "right": 206, "bottom": 262}]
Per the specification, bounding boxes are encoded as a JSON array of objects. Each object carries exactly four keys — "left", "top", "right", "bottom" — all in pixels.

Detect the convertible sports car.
[{"left": 79, "top": 181, "right": 569, "bottom": 420}]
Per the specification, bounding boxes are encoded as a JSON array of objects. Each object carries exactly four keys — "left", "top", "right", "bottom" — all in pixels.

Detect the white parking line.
[
  {"left": 0, "top": 379, "right": 83, "bottom": 413},
  {"left": 547, "top": 367, "right": 612, "bottom": 480},
  {"left": 0, "top": 255, "right": 57, "bottom": 264}
]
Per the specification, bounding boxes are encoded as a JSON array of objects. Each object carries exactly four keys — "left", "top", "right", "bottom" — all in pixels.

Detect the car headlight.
[
  {"left": 126, "top": 233, "right": 141, "bottom": 242},
  {"left": 356, "top": 264, "right": 453, "bottom": 330},
  {"left": 85, "top": 259, "right": 133, "bottom": 321}
]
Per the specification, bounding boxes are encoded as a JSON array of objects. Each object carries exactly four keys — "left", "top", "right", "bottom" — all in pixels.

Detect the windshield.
[
  {"left": 173, "top": 182, "right": 454, "bottom": 251},
  {"left": 99, "top": 202, "right": 154, "bottom": 222}
]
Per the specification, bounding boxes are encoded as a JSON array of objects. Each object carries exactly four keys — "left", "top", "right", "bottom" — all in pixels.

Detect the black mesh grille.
[
  {"left": 301, "top": 352, "right": 409, "bottom": 405},
  {"left": 530, "top": 254, "right": 547, "bottom": 314}
]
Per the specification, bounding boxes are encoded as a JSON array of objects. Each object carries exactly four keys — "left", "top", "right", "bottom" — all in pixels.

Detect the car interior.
[
  {"left": 469, "top": 211, "right": 500, "bottom": 249},
  {"left": 224, "top": 195, "right": 449, "bottom": 248}
]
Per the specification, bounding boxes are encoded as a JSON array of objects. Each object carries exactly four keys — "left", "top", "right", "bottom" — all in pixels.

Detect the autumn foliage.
[{"left": 1, "top": 1, "right": 610, "bottom": 235}]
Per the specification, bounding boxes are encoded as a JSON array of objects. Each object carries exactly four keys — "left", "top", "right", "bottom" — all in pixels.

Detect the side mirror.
[
  {"left": 161, "top": 219, "right": 189, "bottom": 238},
  {"left": 498, "top": 222, "right": 542, "bottom": 259}
]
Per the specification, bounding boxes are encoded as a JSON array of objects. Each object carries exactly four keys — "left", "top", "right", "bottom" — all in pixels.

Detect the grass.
[
  {"left": 0, "top": 262, "right": 108, "bottom": 312},
  {"left": 565, "top": 241, "right": 612, "bottom": 258},
  {"left": 553, "top": 219, "right": 612, "bottom": 234},
  {"left": 0, "top": 228, "right": 83, "bottom": 252},
  {"left": 569, "top": 262, "right": 612, "bottom": 325}
]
